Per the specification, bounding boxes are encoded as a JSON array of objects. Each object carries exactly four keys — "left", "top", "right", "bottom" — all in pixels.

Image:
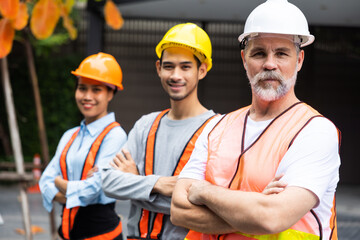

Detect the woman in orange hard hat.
[{"left": 39, "top": 52, "right": 127, "bottom": 240}]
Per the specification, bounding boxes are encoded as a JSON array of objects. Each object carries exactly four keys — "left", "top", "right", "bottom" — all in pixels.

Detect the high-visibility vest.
[
  {"left": 59, "top": 122, "right": 123, "bottom": 240},
  {"left": 186, "top": 102, "right": 340, "bottom": 240},
  {"left": 131, "top": 109, "right": 216, "bottom": 240}
]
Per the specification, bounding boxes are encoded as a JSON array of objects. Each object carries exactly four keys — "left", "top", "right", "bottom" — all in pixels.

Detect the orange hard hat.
[{"left": 71, "top": 52, "right": 123, "bottom": 90}]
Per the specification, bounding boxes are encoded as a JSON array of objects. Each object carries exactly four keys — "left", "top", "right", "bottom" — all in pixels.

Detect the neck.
[
  {"left": 84, "top": 112, "right": 108, "bottom": 125},
  {"left": 168, "top": 95, "right": 207, "bottom": 120},
  {"left": 249, "top": 91, "right": 299, "bottom": 121}
]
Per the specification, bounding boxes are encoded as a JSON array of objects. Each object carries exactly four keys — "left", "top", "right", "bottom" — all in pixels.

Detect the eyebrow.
[
  {"left": 78, "top": 83, "right": 103, "bottom": 87},
  {"left": 162, "top": 61, "right": 194, "bottom": 65},
  {"left": 249, "top": 46, "right": 292, "bottom": 54},
  {"left": 274, "top": 47, "right": 292, "bottom": 53}
]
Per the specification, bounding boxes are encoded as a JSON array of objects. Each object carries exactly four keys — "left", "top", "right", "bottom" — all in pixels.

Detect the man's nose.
[
  {"left": 170, "top": 67, "right": 182, "bottom": 81},
  {"left": 263, "top": 55, "right": 277, "bottom": 71}
]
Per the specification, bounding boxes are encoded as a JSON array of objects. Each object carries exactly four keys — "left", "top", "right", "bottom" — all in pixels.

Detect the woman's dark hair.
[{"left": 75, "top": 78, "right": 118, "bottom": 95}]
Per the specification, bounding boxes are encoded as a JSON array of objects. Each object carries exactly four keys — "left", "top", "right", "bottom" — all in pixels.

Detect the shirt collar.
[{"left": 80, "top": 112, "right": 116, "bottom": 137}]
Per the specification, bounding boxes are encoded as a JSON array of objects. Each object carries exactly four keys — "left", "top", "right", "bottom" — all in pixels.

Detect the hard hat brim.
[{"left": 71, "top": 71, "right": 123, "bottom": 91}]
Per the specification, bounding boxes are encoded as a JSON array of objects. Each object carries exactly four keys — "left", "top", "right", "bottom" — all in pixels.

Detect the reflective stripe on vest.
[
  {"left": 139, "top": 109, "right": 217, "bottom": 239},
  {"left": 185, "top": 229, "right": 319, "bottom": 240},
  {"left": 187, "top": 102, "right": 339, "bottom": 240},
  {"left": 59, "top": 122, "right": 121, "bottom": 240}
]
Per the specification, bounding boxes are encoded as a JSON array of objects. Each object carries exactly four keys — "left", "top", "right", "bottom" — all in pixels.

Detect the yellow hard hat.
[
  {"left": 71, "top": 52, "right": 123, "bottom": 90},
  {"left": 155, "top": 23, "right": 213, "bottom": 71}
]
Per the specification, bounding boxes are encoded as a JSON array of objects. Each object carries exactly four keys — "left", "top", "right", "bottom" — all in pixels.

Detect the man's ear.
[
  {"left": 241, "top": 50, "right": 247, "bottom": 71},
  {"left": 198, "top": 63, "right": 208, "bottom": 80},
  {"left": 297, "top": 50, "right": 305, "bottom": 72},
  {"left": 156, "top": 60, "right": 161, "bottom": 77}
]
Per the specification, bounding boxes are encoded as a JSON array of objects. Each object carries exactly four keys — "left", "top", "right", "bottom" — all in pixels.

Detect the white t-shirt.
[{"left": 179, "top": 114, "right": 341, "bottom": 239}]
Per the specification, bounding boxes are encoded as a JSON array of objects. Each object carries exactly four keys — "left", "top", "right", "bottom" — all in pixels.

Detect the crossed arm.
[
  {"left": 53, "top": 167, "right": 99, "bottom": 204},
  {"left": 110, "top": 149, "right": 178, "bottom": 197},
  {"left": 170, "top": 177, "right": 318, "bottom": 235}
]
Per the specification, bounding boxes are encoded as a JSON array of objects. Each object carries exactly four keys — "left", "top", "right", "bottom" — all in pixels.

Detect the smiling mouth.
[
  {"left": 168, "top": 82, "right": 185, "bottom": 90},
  {"left": 82, "top": 103, "right": 94, "bottom": 109}
]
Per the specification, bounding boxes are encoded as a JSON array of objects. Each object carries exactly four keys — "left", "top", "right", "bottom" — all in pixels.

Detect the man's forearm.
[
  {"left": 101, "top": 167, "right": 159, "bottom": 201},
  {"left": 171, "top": 178, "right": 235, "bottom": 234},
  {"left": 190, "top": 182, "right": 318, "bottom": 235},
  {"left": 171, "top": 200, "right": 235, "bottom": 234}
]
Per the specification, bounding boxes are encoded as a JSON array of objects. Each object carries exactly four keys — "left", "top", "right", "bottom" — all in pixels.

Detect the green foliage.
[
  {"left": 0, "top": 47, "right": 82, "bottom": 161},
  {"left": 32, "top": 33, "right": 71, "bottom": 57}
]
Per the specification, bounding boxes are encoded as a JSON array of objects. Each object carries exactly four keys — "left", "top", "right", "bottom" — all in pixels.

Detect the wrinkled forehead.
[
  {"left": 244, "top": 33, "right": 301, "bottom": 53},
  {"left": 247, "top": 33, "right": 301, "bottom": 46}
]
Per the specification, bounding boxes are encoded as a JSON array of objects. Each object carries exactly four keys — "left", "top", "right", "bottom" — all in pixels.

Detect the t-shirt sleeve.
[
  {"left": 179, "top": 115, "right": 223, "bottom": 180},
  {"left": 276, "top": 117, "right": 341, "bottom": 202}
]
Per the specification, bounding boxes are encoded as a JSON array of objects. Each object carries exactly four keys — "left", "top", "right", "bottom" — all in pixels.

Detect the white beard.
[{"left": 247, "top": 68, "right": 297, "bottom": 102}]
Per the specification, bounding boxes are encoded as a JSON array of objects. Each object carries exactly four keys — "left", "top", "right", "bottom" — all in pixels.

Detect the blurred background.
[{"left": 0, "top": 0, "right": 359, "bottom": 239}]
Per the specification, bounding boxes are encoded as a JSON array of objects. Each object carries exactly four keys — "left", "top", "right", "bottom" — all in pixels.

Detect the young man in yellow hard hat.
[
  {"left": 171, "top": 1, "right": 341, "bottom": 239},
  {"left": 100, "top": 23, "right": 216, "bottom": 240},
  {"left": 40, "top": 52, "right": 127, "bottom": 239}
]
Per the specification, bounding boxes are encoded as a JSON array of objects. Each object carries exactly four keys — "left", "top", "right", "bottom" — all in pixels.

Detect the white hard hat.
[{"left": 238, "top": 0, "right": 315, "bottom": 47}]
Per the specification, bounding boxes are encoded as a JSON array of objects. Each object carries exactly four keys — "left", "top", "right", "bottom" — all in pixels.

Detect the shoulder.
[
  {"left": 301, "top": 116, "right": 339, "bottom": 141},
  {"left": 132, "top": 111, "right": 164, "bottom": 130},
  {"left": 126, "top": 111, "right": 164, "bottom": 140},
  {"left": 60, "top": 126, "right": 80, "bottom": 142},
  {"left": 104, "top": 123, "right": 127, "bottom": 142},
  {"left": 288, "top": 116, "right": 340, "bottom": 165},
  {"left": 138, "top": 111, "right": 163, "bottom": 122}
]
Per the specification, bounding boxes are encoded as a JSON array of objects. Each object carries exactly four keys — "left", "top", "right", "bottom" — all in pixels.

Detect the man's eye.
[
  {"left": 277, "top": 52, "right": 288, "bottom": 57},
  {"left": 251, "top": 52, "right": 265, "bottom": 57},
  {"left": 163, "top": 65, "right": 173, "bottom": 69}
]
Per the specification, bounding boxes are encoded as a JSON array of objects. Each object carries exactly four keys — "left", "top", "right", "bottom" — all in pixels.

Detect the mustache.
[{"left": 254, "top": 71, "right": 285, "bottom": 83}]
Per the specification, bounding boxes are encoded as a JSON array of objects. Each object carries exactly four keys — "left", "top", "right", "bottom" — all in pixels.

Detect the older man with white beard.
[{"left": 170, "top": 0, "right": 341, "bottom": 239}]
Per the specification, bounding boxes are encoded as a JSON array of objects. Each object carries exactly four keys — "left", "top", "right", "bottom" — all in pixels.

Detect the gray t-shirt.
[{"left": 102, "top": 110, "right": 215, "bottom": 240}]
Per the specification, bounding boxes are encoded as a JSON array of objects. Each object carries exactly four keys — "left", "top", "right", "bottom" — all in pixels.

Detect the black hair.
[
  {"left": 75, "top": 78, "right": 118, "bottom": 95},
  {"left": 159, "top": 50, "right": 201, "bottom": 69}
]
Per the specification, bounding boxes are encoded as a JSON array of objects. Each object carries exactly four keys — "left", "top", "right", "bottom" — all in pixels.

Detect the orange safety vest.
[
  {"left": 186, "top": 102, "right": 340, "bottom": 240},
  {"left": 132, "top": 109, "right": 216, "bottom": 240},
  {"left": 59, "top": 122, "right": 123, "bottom": 240}
]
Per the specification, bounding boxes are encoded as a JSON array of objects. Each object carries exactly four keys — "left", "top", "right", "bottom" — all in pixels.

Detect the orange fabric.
[
  {"left": 81, "top": 122, "right": 120, "bottom": 179},
  {"left": 140, "top": 110, "right": 217, "bottom": 239},
  {"left": 187, "top": 102, "right": 337, "bottom": 240},
  {"left": 173, "top": 116, "right": 216, "bottom": 176},
  {"left": 150, "top": 213, "right": 165, "bottom": 239},
  {"left": 139, "top": 209, "right": 150, "bottom": 238},
  {"left": 60, "top": 129, "right": 80, "bottom": 181},
  {"left": 59, "top": 122, "right": 120, "bottom": 239},
  {"left": 145, "top": 109, "right": 170, "bottom": 176},
  {"left": 61, "top": 206, "right": 70, "bottom": 239},
  {"left": 185, "top": 230, "right": 204, "bottom": 240},
  {"left": 329, "top": 197, "right": 338, "bottom": 240},
  {"left": 60, "top": 129, "right": 80, "bottom": 239}
]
